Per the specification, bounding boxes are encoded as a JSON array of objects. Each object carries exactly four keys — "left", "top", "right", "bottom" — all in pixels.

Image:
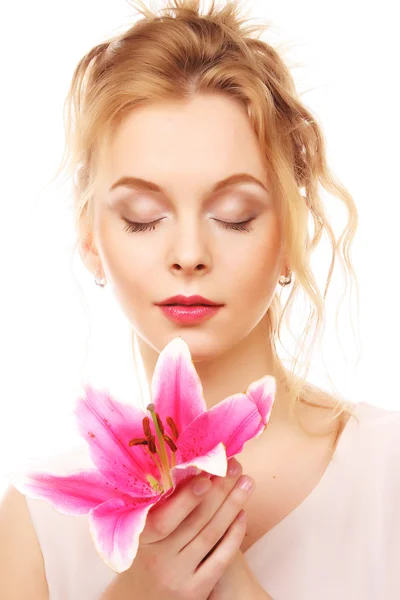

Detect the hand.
[
  {"left": 207, "top": 550, "right": 273, "bottom": 600},
  {"left": 101, "top": 457, "right": 254, "bottom": 600}
]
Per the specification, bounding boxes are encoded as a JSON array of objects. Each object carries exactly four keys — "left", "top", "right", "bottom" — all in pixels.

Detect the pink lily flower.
[{"left": 9, "top": 336, "right": 275, "bottom": 573}]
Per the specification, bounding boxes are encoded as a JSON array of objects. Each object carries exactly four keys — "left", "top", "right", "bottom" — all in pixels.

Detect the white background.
[{"left": 1, "top": 0, "right": 399, "bottom": 497}]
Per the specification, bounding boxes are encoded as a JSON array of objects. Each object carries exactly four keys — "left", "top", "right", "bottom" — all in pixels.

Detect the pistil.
[
  {"left": 128, "top": 406, "right": 180, "bottom": 493},
  {"left": 146, "top": 403, "right": 173, "bottom": 490}
]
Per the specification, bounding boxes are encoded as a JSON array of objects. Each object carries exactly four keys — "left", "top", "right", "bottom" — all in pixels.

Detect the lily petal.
[
  {"left": 9, "top": 468, "right": 122, "bottom": 515},
  {"left": 74, "top": 385, "right": 158, "bottom": 497},
  {"left": 177, "top": 380, "right": 275, "bottom": 461},
  {"left": 89, "top": 494, "right": 162, "bottom": 573},
  {"left": 170, "top": 441, "right": 227, "bottom": 489},
  {"left": 246, "top": 375, "right": 276, "bottom": 426},
  {"left": 151, "top": 337, "right": 207, "bottom": 435}
]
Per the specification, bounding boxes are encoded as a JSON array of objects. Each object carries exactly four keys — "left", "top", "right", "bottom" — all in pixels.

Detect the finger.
[
  {"left": 192, "top": 510, "right": 247, "bottom": 591},
  {"left": 168, "top": 457, "right": 243, "bottom": 551},
  {"left": 182, "top": 474, "right": 253, "bottom": 568},
  {"left": 140, "top": 471, "right": 213, "bottom": 544}
]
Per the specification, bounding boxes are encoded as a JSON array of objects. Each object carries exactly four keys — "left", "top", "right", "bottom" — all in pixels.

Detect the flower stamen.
[
  {"left": 164, "top": 434, "right": 177, "bottom": 452},
  {"left": 147, "top": 435, "right": 157, "bottom": 454},
  {"left": 128, "top": 438, "right": 148, "bottom": 446},
  {"left": 142, "top": 416, "right": 152, "bottom": 438},
  {"left": 166, "top": 416, "right": 179, "bottom": 441},
  {"left": 156, "top": 412, "right": 164, "bottom": 434},
  {"left": 128, "top": 406, "right": 181, "bottom": 493},
  {"left": 146, "top": 403, "right": 173, "bottom": 490}
]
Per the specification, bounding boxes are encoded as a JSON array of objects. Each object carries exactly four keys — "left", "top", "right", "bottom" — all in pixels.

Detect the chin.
[{"left": 160, "top": 328, "right": 233, "bottom": 363}]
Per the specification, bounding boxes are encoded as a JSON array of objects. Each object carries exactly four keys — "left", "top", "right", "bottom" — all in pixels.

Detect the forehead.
[{"left": 103, "top": 94, "right": 269, "bottom": 190}]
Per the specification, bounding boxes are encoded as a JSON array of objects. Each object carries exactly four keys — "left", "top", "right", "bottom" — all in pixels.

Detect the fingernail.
[
  {"left": 228, "top": 458, "right": 241, "bottom": 477},
  {"left": 193, "top": 478, "right": 212, "bottom": 495},
  {"left": 239, "top": 476, "right": 254, "bottom": 493}
]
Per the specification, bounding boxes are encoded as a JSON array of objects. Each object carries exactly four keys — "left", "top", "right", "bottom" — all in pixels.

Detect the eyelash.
[{"left": 123, "top": 218, "right": 255, "bottom": 233}]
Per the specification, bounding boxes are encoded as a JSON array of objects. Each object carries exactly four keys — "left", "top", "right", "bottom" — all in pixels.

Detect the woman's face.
[{"left": 91, "top": 93, "right": 286, "bottom": 361}]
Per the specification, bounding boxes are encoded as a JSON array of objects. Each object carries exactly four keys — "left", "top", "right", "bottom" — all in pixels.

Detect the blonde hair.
[{"left": 52, "top": 0, "right": 361, "bottom": 438}]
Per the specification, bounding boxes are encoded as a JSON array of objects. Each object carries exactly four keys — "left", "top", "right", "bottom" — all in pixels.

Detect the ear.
[
  {"left": 78, "top": 231, "right": 103, "bottom": 279},
  {"left": 280, "top": 254, "right": 290, "bottom": 278}
]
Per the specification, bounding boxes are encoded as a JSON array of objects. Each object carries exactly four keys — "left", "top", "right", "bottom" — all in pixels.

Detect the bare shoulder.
[
  {"left": 295, "top": 379, "right": 355, "bottom": 436},
  {"left": 0, "top": 485, "right": 49, "bottom": 599}
]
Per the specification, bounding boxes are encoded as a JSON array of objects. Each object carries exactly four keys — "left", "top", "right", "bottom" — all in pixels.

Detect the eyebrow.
[{"left": 108, "top": 173, "right": 269, "bottom": 198}]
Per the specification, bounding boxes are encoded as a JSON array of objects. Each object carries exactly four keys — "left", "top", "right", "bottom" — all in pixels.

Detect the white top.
[{"left": 23, "top": 401, "right": 400, "bottom": 600}]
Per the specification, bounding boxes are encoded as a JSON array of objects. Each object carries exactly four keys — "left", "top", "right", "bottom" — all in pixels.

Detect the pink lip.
[
  {"left": 158, "top": 304, "right": 222, "bottom": 324},
  {"left": 157, "top": 295, "right": 222, "bottom": 307}
]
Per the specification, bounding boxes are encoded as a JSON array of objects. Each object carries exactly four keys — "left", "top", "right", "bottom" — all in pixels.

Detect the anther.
[
  {"left": 128, "top": 438, "right": 148, "bottom": 447},
  {"left": 166, "top": 416, "right": 179, "bottom": 440},
  {"left": 164, "top": 434, "right": 178, "bottom": 452},
  {"left": 155, "top": 412, "right": 164, "bottom": 434},
  {"left": 142, "top": 416, "right": 152, "bottom": 438},
  {"left": 148, "top": 435, "right": 157, "bottom": 454}
]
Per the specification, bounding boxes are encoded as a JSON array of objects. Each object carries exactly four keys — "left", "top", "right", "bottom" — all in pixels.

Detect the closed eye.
[{"left": 122, "top": 217, "right": 255, "bottom": 233}]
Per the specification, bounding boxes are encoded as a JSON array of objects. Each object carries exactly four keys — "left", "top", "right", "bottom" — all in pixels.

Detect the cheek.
[
  {"left": 98, "top": 227, "right": 153, "bottom": 320},
  {"left": 97, "top": 213, "right": 152, "bottom": 279},
  {"left": 111, "top": 253, "right": 153, "bottom": 300},
  {"left": 227, "top": 233, "right": 282, "bottom": 304}
]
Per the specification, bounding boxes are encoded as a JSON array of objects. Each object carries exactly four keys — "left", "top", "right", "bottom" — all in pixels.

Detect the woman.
[{"left": 1, "top": 1, "right": 399, "bottom": 598}]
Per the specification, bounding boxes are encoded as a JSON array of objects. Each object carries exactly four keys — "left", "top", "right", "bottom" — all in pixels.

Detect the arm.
[
  {"left": 0, "top": 485, "right": 49, "bottom": 600},
  {"left": 208, "top": 549, "right": 274, "bottom": 600},
  {"left": 99, "top": 567, "right": 274, "bottom": 600},
  {"left": 99, "top": 571, "right": 134, "bottom": 600}
]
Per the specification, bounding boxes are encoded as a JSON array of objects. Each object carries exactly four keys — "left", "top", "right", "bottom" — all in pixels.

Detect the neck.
[{"left": 133, "top": 317, "right": 294, "bottom": 429}]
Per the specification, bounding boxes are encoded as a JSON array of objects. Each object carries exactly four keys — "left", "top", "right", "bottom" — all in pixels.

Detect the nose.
[
  {"left": 168, "top": 217, "right": 211, "bottom": 277},
  {"left": 172, "top": 262, "right": 207, "bottom": 274}
]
